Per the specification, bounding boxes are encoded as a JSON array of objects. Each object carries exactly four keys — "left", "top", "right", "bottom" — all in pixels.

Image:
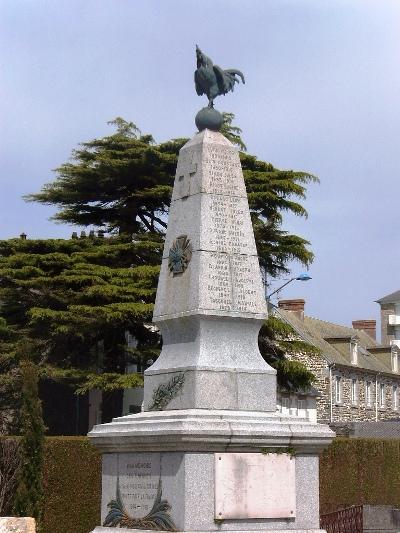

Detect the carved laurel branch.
[{"left": 147, "top": 374, "right": 185, "bottom": 411}]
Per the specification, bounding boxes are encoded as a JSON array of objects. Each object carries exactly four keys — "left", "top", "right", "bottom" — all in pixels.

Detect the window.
[
  {"left": 335, "top": 376, "right": 342, "bottom": 403},
  {"left": 297, "top": 398, "right": 306, "bottom": 411},
  {"left": 392, "top": 350, "right": 399, "bottom": 373},
  {"left": 379, "top": 383, "right": 386, "bottom": 408},
  {"left": 365, "top": 381, "right": 372, "bottom": 406},
  {"left": 281, "top": 397, "right": 290, "bottom": 412},
  {"left": 351, "top": 341, "right": 358, "bottom": 365},
  {"left": 351, "top": 379, "right": 358, "bottom": 404},
  {"left": 393, "top": 386, "right": 398, "bottom": 410}
]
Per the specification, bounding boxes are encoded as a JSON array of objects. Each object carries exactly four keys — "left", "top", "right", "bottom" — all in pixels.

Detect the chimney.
[
  {"left": 278, "top": 299, "right": 305, "bottom": 320},
  {"left": 352, "top": 320, "right": 376, "bottom": 341}
]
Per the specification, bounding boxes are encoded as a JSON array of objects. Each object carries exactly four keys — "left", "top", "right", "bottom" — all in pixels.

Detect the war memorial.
[{"left": 88, "top": 46, "right": 334, "bottom": 533}]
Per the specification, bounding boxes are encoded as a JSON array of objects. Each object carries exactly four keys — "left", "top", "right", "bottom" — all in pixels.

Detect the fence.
[{"left": 320, "top": 505, "right": 363, "bottom": 533}]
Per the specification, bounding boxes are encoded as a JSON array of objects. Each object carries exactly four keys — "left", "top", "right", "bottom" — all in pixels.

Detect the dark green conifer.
[{"left": 13, "top": 359, "right": 45, "bottom": 523}]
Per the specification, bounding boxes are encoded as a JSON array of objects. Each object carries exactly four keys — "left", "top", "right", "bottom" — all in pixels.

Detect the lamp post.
[{"left": 267, "top": 273, "right": 312, "bottom": 300}]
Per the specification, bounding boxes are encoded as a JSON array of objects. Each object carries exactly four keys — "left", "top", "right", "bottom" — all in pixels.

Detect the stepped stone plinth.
[{"left": 88, "top": 129, "right": 333, "bottom": 533}]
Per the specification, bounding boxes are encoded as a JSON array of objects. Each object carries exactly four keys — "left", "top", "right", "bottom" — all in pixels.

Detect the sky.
[{"left": 1, "top": 0, "right": 399, "bottom": 336}]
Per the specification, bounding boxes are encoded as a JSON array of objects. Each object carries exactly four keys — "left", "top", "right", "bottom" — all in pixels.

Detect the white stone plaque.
[{"left": 215, "top": 453, "right": 296, "bottom": 519}]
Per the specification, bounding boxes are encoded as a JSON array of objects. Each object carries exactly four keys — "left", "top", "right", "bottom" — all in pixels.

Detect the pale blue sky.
[{"left": 1, "top": 0, "right": 399, "bottom": 334}]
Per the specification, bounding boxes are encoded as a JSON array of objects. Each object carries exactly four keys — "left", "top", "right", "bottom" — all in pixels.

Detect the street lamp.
[{"left": 267, "top": 273, "right": 312, "bottom": 300}]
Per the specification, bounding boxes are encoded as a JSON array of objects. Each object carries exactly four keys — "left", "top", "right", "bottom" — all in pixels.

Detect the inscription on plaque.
[
  {"left": 103, "top": 453, "right": 177, "bottom": 531},
  {"left": 119, "top": 454, "right": 160, "bottom": 516},
  {"left": 103, "top": 454, "right": 177, "bottom": 531},
  {"left": 215, "top": 453, "right": 296, "bottom": 519}
]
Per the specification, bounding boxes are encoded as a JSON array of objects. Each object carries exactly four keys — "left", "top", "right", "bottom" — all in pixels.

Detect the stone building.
[
  {"left": 274, "top": 299, "right": 400, "bottom": 424},
  {"left": 377, "top": 289, "right": 400, "bottom": 347}
]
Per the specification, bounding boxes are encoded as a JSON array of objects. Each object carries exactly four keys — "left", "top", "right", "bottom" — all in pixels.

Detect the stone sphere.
[{"left": 195, "top": 107, "right": 224, "bottom": 132}]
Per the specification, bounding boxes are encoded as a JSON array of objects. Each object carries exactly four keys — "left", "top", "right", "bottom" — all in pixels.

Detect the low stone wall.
[
  {"left": 363, "top": 505, "right": 400, "bottom": 532},
  {"left": 331, "top": 421, "right": 400, "bottom": 438},
  {"left": 0, "top": 518, "right": 35, "bottom": 533}
]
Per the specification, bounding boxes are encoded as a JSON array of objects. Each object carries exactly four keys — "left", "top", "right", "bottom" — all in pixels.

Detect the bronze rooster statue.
[{"left": 194, "top": 45, "right": 245, "bottom": 108}]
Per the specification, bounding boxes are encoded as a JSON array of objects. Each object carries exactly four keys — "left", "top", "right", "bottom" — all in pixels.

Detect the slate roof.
[
  {"left": 274, "top": 306, "right": 397, "bottom": 376},
  {"left": 376, "top": 289, "right": 400, "bottom": 304}
]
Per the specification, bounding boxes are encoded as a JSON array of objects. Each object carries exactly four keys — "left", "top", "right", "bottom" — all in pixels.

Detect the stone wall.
[
  {"left": 284, "top": 350, "right": 331, "bottom": 422},
  {"left": 380, "top": 302, "right": 396, "bottom": 345}
]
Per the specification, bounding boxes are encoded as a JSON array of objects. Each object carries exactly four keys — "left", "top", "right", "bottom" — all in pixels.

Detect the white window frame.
[
  {"left": 365, "top": 381, "right": 372, "bottom": 407},
  {"left": 379, "top": 383, "right": 386, "bottom": 408},
  {"left": 393, "top": 385, "right": 398, "bottom": 410},
  {"left": 350, "top": 341, "right": 358, "bottom": 365},
  {"left": 335, "top": 375, "right": 342, "bottom": 404},
  {"left": 351, "top": 379, "right": 358, "bottom": 405},
  {"left": 392, "top": 349, "right": 399, "bottom": 373}
]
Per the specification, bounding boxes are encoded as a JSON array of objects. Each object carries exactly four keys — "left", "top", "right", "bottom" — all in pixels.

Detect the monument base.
[
  {"left": 92, "top": 529, "right": 327, "bottom": 533},
  {"left": 88, "top": 409, "right": 333, "bottom": 533}
]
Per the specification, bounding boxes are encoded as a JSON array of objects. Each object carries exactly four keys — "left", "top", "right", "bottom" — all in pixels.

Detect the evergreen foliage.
[
  {"left": 259, "top": 315, "right": 317, "bottom": 390},
  {"left": 0, "top": 116, "right": 319, "bottom": 425},
  {"left": 0, "top": 235, "right": 159, "bottom": 422},
  {"left": 13, "top": 360, "right": 45, "bottom": 523},
  {"left": 25, "top": 118, "right": 183, "bottom": 236}
]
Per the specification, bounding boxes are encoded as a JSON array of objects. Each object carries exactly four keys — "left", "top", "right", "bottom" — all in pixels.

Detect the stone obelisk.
[
  {"left": 88, "top": 47, "right": 333, "bottom": 533},
  {"left": 143, "top": 128, "right": 276, "bottom": 414}
]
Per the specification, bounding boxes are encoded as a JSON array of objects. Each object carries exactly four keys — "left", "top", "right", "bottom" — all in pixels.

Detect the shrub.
[
  {"left": 13, "top": 361, "right": 45, "bottom": 524},
  {"left": 0, "top": 438, "right": 22, "bottom": 515},
  {"left": 41, "top": 437, "right": 101, "bottom": 533}
]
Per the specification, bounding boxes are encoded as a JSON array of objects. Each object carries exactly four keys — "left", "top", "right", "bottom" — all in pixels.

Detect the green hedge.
[
  {"left": 2, "top": 436, "right": 400, "bottom": 530},
  {"left": 1, "top": 436, "right": 101, "bottom": 533},
  {"left": 320, "top": 438, "right": 400, "bottom": 514},
  {"left": 41, "top": 437, "right": 100, "bottom": 533}
]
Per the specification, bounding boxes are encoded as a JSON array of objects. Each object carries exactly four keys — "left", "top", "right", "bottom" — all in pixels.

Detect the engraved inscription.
[
  {"left": 207, "top": 195, "right": 251, "bottom": 254},
  {"left": 119, "top": 459, "right": 159, "bottom": 515},
  {"left": 203, "top": 145, "right": 246, "bottom": 197},
  {"left": 103, "top": 454, "right": 177, "bottom": 531},
  {"left": 205, "top": 253, "right": 233, "bottom": 311},
  {"left": 231, "top": 255, "right": 259, "bottom": 312},
  {"left": 201, "top": 253, "right": 264, "bottom": 314}
]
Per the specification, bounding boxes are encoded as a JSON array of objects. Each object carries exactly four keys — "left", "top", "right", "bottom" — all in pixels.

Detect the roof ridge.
[
  {"left": 376, "top": 289, "right": 400, "bottom": 304},
  {"left": 304, "top": 314, "right": 354, "bottom": 331}
]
